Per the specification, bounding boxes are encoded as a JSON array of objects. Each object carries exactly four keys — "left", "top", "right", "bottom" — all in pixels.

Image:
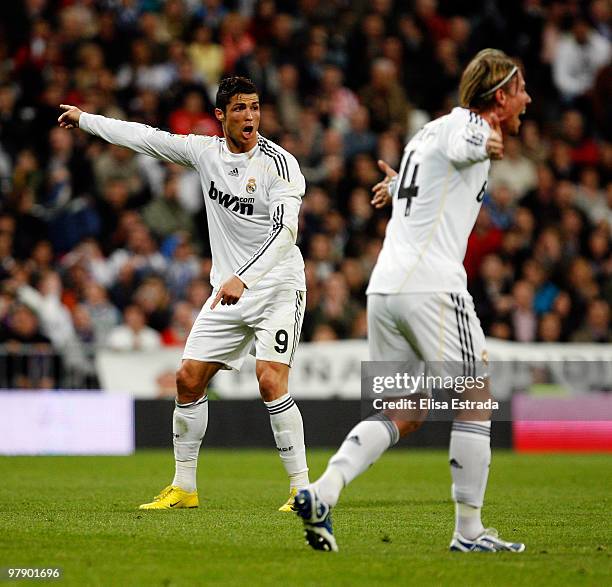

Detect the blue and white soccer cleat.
[
  {"left": 450, "top": 528, "right": 525, "bottom": 552},
  {"left": 294, "top": 488, "right": 338, "bottom": 552}
]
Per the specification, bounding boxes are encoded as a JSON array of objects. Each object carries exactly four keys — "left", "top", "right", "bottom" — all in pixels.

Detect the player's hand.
[
  {"left": 486, "top": 113, "right": 504, "bottom": 160},
  {"left": 211, "top": 275, "right": 246, "bottom": 309},
  {"left": 371, "top": 159, "right": 397, "bottom": 209},
  {"left": 58, "top": 104, "right": 83, "bottom": 130}
]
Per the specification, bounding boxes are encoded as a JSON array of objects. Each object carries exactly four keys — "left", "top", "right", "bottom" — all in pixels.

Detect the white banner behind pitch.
[{"left": 96, "top": 340, "right": 612, "bottom": 399}]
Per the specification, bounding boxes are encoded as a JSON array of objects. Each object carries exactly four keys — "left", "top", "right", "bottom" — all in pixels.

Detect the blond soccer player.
[{"left": 295, "top": 49, "right": 531, "bottom": 552}]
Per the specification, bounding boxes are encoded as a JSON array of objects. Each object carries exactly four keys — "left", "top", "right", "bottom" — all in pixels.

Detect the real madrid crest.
[{"left": 246, "top": 177, "right": 257, "bottom": 194}]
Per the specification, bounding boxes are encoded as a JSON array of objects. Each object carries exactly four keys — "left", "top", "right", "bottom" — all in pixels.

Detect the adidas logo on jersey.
[
  {"left": 228, "top": 167, "right": 239, "bottom": 176},
  {"left": 208, "top": 180, "right": 254, "bottom": 215}
]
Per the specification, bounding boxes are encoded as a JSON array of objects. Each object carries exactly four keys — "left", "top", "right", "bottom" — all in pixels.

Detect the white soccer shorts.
[
  {"left": 183, "top": 288, "right": 306, "bottom": 370},
  {"left": 367, "top": 292, "right": 487, "bottom": 371}
]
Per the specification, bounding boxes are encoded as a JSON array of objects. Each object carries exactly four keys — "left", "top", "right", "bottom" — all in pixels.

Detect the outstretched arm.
[{"left": 58, "top": 104, "right": 198, "bottom": 168}]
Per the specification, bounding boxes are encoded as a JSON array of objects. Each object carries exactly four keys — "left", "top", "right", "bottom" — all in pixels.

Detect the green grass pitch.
[{"left": 0, "top": 449, "right": 610, "bottom": 586}]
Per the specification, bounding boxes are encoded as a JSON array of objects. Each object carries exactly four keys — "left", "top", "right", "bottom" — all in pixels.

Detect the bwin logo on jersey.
[{"left": 208, "top": 180, "right": 254, "bottom": 215}]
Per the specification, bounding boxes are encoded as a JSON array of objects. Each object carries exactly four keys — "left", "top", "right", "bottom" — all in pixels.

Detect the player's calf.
[{"left": 257, "top": 360, "right": 310, "bottom": 503}]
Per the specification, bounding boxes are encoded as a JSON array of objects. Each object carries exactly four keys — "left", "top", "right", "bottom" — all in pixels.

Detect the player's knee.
[
  {"left": 394, "top": 418, "right": 426, "bottom": 438},
  {"left": 456, "top": 387, "right": 493, "bottom": 421},
  {"left": 385, "top": 399, "right": 428, "bottom": 438},
  {"left": 175, "top": 366, "right": 204, "bottom": 403},
  {"left": 257, "top": 370, "right": 284, "bottom": 402}
]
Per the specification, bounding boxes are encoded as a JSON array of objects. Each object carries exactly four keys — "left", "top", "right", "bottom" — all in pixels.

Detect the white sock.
[
  {"left": 314, "top": 415, "right": 400, "bottom": 507},
  {"left": 172, "top": 396, "right": 208, "bottom": 493},
  {"left": 449, "top": 420, "right": 491, "bottom": 539},
  {"left": 265, "top": 393, "right": 309, "bottom": 489}
]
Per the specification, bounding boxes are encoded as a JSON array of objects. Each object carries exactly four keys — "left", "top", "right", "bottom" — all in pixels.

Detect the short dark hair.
[{"left": 215, "top": 76, "right": 258, "bottom": 112}]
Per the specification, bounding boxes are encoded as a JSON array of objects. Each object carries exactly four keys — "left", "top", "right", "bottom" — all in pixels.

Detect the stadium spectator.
[
  {"left": 485, "top": 184, "right": 518, "bottom": 230},
  {"left": 489, "top": 136, "right": 538, "bottom": 199},
  {"left": 538, "top": 311, "right": 564, "bottom": 343},
  {"left": 164, "top": 233, "right": 201, "bottom": 301},
  {"left": 106, "top": 304, "right": 162, "bottom": 351},
  {"left": 93, "top": 144, "right": 144, "bottom": 200},
  {"left": 0, "top": 303, "right": 59, "bottom": 389},
  {"left": 142, "top": 174, "right": 196, "bottom": 241},
  {"left": 235, "top": 44, "right": 278, "bottom": 102},
  {"left": 132, "top": 275, "right": 172, "bottom": 332},
  {"left": 471, "top": 254, "right": 512, "bottom": 334},
  {"left": 317, "top": 64, "right": 360, "bottom": 134},
  {"left": 71, "top": 303, "right": 95, "bottom": 346},
  {"left": 574, "top": 166, "right": 608, "bottom": 225},
  {"left": 561, "top": 109, "right": 600, "bottom": 167},
  {"left": 510, "top": 280, "right": 538, "bottom": 343},
  {"left": 106, "top": 223, "right": 167, "bottom": 284},
  {"left": 0, "top": 216, "right": 16, "bottom": 281},
  {"left": 82, "top": 282, "right": 121, "bottom": 347},
  {"left": 220, "top": 12, "right": 255, "bottom": 73},
  {"left": 522, "top": 259, "right": 560, "bottom": 316},
  {"left": 275, "top": 63, "right": 302, "bottom": 132},
  {"left": 188, "top": 25, "right": 224, "bottom": 92},
  {"left": 161, "top": 300, "right": 196, "bottom": 346},
  {"left": 16, "top": 270, "right": 76, "bottom": 350},
  {"left": 552, "top": 290, "right": 579, "bottom": 341},
  {"left": 116, "top": 38, "right": 172, "bottom": 94},
  {"left": 552, "top": 14, "right": 610, "bottom": 105},
  {"left": 168, "top": 90, "right": 220, "bottom": 136},
  {"left": 571, "top": 298, "right": 612, "bottom": 343},
  {"left": 464, "top": 208, "right": 503, "bottom": 282},
  {"left": 343, "top": 106, "right": 378, "bottom": 161},
  {"left": 359, "top": 58, "right": 410, "bottom": 134},
  {"left": 317, "top": 272, "right": 360, "bottom": 339},
  {"left": 520, "top": 120, "right": 550, "bottom": 164}
]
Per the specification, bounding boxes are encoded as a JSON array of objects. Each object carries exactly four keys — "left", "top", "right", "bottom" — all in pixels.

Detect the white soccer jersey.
[
  {"left": 80, "top": 113, "right": 306, "bottom": 293},
  {"left": 367, "top": 107, "right": 492, "bottom": 295}
]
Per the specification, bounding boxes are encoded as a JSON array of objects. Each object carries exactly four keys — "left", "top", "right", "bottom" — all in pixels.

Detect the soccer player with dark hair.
[
  {"left": 59, "top": 77, "right": 310, "bottom": 511},
  {"left": 295, "top": 49, "right": 531, "bottom": 552}
]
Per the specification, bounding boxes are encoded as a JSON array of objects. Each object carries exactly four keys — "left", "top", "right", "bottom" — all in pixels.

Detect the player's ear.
[
  {"left": 494, "top": 88, "right": 507, "bottom": 108},
  {"left": 214, "top": 108, "right": 224, "bottom": 122}
]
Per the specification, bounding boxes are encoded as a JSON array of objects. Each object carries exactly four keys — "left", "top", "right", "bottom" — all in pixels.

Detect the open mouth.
[{"left": 242, "top": 125, "right": 254, "bottom": 138}]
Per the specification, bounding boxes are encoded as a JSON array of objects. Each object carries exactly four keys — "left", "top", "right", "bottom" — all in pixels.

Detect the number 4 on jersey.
[{"left": 397, "top": 150, "right": 419, "bottom": 216}]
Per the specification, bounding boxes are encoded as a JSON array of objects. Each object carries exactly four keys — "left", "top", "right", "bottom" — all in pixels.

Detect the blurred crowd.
[{"left": 0, "top": 0, "right": 611, "bottom": 388}]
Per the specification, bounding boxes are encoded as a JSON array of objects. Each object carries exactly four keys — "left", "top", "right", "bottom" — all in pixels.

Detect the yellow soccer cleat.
[
  {"left": 139, "top": 485, "right": 199, "bottom": 510},
  {"left": 278, "top": 487, "right": 299, "bottom": 512}
]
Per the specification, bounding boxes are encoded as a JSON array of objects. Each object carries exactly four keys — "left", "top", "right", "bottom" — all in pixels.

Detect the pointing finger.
[
  {"left": 210, "top": 289, "right": 223, "bottom": 310},
  {"left": 377, "top": 159, "right": 398, "bottom": 177}
]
